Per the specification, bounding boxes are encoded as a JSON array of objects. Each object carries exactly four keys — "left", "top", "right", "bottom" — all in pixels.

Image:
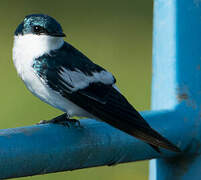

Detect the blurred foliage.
[{"left": 0, "top": 0, "right": 153, "bottom": 179}]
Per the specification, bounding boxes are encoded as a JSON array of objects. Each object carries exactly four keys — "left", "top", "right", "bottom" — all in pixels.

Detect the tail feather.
[
  {"left": 149, "top": 144, "right": 161, "bottom": 153},
  {"left": 101, "top": 89, "right": 181, "bottom": 152},
  {"left": 93, "top": 98, "right": 181, "bottom": 152},
  {"left": 103, "top": 115, "right": 181, "bottom": 152},
  {"left": 130, "top": 127, "right": 181, "bottom": 152},
  {"left": 71, "top": 84, "right": 181, "bottom": 153}
]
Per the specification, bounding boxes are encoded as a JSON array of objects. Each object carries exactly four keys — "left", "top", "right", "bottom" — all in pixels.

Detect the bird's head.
[
  {"left": 13, "top": 14, "right": 66, "bottom": 57},
  {"left": 15, "top": 14, "right": 66, "bottom": 37}
]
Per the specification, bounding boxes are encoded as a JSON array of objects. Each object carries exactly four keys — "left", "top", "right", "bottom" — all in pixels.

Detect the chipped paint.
[{"left": 177, "top": 93, "right": 188, "bottom": 102}]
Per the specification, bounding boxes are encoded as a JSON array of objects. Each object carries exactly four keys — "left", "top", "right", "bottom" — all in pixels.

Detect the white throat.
[
  {"left": 12, "top": 34, "right": 64, "bottom": 84},
  {"left": 12, "top": 34, "right": 64, "bottom": 78},
  {"left": 13, "top": 34, "right": 64, "bottom": 60}
]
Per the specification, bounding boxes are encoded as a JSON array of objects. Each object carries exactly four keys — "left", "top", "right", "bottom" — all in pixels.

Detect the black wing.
[
  {"left": 33, "top": 42, "right": 180, "bottom": 152},
  {"left": 74, "top": 83, "right": 179, "bottom": 152}
]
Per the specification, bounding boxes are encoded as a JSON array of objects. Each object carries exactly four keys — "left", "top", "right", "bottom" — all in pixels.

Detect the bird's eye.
[{"left": 33, "top": 26, "right": 46, "bottom": 34}]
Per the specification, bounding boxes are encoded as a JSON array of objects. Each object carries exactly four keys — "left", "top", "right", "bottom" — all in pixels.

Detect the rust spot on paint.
[
  {"left": 176, "top": 86, "right": 197, "bottom": 109},
  {"left": 196, "top": 65, "right": 200, "bottom": 70},
  {"left": 177, "top": 93, "right": 188, "bottom": 102}
]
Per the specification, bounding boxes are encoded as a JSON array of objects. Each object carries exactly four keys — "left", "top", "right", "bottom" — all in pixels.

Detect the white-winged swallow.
[{"left": 12, "top": 14, "right": 181, "bottom": 153}]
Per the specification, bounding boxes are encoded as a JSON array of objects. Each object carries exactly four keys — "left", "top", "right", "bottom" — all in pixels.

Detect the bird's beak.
[{"left": 48, "top": 32, "right": 66, "bottom": 37}]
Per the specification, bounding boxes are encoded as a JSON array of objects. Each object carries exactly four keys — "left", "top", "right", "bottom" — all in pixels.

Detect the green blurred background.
[{"left": 0, "top": 0, "right": 153, "bottom": 179}]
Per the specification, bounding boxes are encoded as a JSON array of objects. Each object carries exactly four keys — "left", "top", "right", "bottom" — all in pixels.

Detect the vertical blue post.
[{"left": 150, "top": 0, "right": 201, "bottom": 179}]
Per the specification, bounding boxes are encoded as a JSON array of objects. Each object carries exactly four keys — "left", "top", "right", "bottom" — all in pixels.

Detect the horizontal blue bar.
[{"left": 0, "top": 110, "right": 192, "bottom": 179}]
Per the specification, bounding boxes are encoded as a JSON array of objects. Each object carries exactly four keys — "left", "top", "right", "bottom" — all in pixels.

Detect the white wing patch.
[
  {"left": 112, "top": 84, "right": 120, "bottom": 92},
  {"left": 60, "top": 68, "right": 115, "bottom": 91}
]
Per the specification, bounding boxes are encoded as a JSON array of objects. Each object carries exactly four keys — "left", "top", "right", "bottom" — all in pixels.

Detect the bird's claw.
[
  {"left": 67, "top": 118, "right": 82, "bottom": 127},
  {"left": 37, "top": 116, "right": 82, "bottom": 128}
]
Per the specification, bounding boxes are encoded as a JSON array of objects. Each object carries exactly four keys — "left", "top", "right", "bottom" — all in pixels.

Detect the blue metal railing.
[
  {"left": 0, "top": 0, "right": 200, "bottom": 179},
  {"left": 150, "top": 0, "right": 201, "bottom": 179},
  {"left": 0, "top": 111, "right": 186, "bottom": 179}
]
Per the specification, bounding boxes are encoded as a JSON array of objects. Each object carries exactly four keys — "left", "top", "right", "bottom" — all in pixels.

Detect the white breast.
[
  {"left": 13, "top": 34, "right": 64, "bottom": 80},
  {"left": 12, "top": 34, "right": 91, "bottom": 117}
]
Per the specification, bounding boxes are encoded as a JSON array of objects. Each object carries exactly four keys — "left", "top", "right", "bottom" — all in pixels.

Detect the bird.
[{"left": 12, "top": 14, "right": 181, "bottom": 153}]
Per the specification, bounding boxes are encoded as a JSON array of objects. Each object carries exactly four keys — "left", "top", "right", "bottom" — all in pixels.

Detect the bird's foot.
[
  {"left": 66, "top": 118, "right": 81, "bottom": 127},
  {"left": 37, "top": 119, "right": 70, "bottom": 127},
  {"left": 37, "top": 113, "right": 82, "bottom": 128}
]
